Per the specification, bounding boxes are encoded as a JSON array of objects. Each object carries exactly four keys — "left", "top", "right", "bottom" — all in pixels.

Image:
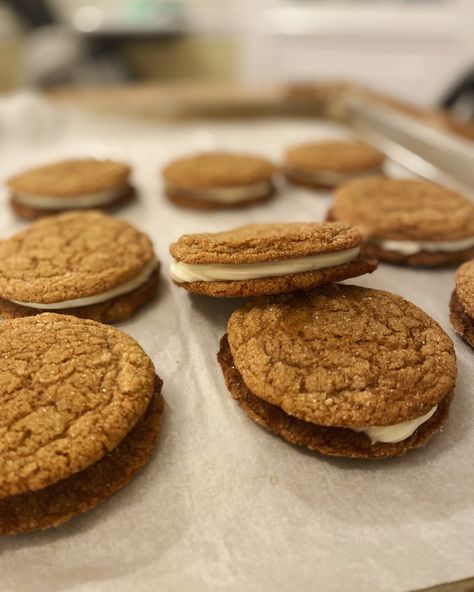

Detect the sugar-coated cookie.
[
  {"left": 284, "top": 140, "right": 384, "bottom": 189},
  {"left": 8, "top": 159, "right": 135, "bottom": 219},
  {"left": 330, "top": 178, "right": 474, "bottom": 266},
  {"left": 0, "top": 211, "right": 159, "bottom": 323},
  {"left": 170, "top": 222, "right": 377, "bottom": 297},
  {"left": 162, "top": 152, "right": 276, "bottom": 209},
  {"left": 0, "top": 313, "right": 164, "bottom": 534},
  {"left": 218, "top": 285, "right": 456, "bottom": 459}
]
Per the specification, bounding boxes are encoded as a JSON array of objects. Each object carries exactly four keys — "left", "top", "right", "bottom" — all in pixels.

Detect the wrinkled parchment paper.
[{"left": 0, "top": 94, "right": 473, "bottom": 592}]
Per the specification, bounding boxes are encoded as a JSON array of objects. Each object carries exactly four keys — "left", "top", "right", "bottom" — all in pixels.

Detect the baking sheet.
[{"left": 0, "top": 93, "right": 473, "bottom": 592}]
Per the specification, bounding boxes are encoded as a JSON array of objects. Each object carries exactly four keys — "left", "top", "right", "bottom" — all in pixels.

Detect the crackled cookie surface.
[
  {"left": 220, "top": 285, "right": 455, "bottom": 458},
  {"left": 0, "top": 313, "right": 156, "bottom": 500},
  {"left": 284, "top": 140, "right": 384, "bottom": 188},
  {"left": 0, "top": 313, "right": 164, "bottom": 534},
  {"left": 450, "top": 259, "right": 474, "bottom": 348},
  {"left": 162, "top": 152, "right": 276, "bottom": 209},
  {"left": 8, "top": 159, "right": 134, "bottom": 219},
  {"left": 331, "top": 178, "right": 474, "bottom": 266},
  {"left": 170, "top": 222, "right": 377, "bottom": 297},
  {"left": 0, "top": 211, "right": 158, "bottom": 321}
]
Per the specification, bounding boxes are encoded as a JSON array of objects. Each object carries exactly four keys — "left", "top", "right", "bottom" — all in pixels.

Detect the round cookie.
[
  {"left": 284, "top": 140, "right": 384, "bottom": 189},
  {"left": 162, "top": 152, "right": 276, "bottom": 210},
  {"left": 218, "top": 285, "right": 456, "bottom": 458},
  {"left": 0, "top": 313, "right": 164, "bottom": 533},
  {"left": 8, "top": 158, "right": 135, "bottom": 219},
  {"left": 330, "top": 177, "right": 474, "bottom": 266},
  {"left": 0, "top": 210, "right": 159, "bottom": 323},
  {"left": 170, "top": 221, "right": 377, "bottom": 298},
  {"left": 450, "top": 259, "right": 474, "bottom": 348}
]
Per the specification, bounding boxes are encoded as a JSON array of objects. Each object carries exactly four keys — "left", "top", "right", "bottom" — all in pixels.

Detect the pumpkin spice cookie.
[
  {"left": 0, "top": 210, "right": 159, "bottom": 323},
  {"left": 162, "top": 151, "right": 276, "bottom": 210},
  {"left": 218, "top": 285, "right": 456, "bottom": 459},
  {"left": 330, "top": 177, "right": 474, "bottom": 266},
  {"left": 450, "top": 259, "right": 474, "bottom": 348},
  {"left": 170, "top": 221, "right": 377, "bottom": 298},
  {"left": 8, "top": 158, "right": 135, "bottom": 219},
  {"left": 284, "top": 140, "right": 385, "bottom": 189},
  {"left": 0, "top": 313, "right": 164, "bottom": 534}
]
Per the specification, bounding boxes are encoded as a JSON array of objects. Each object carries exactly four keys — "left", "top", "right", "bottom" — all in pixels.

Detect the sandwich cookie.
[
  {"left": 450, "top": 259, "right": 474, "bottom": 348},
  {"left": 218, "top": 285, "right": 456, "bottom": 459},
  {"left": 0, "top": 210, "right": 159, "bottom": 323},
  {"left": 330, "top": 178, "right": 474, "bottom": 266},
  {"left": 162, "top": 152, "right": 276, "bottom": 210},
  {"left": 170, "top": 221, "right": 377, "bottom": 298},
  {"left": 0, "top": 313, "right": 164, "bottom": 534},
  {"left": 8, "top": 158, "right": 135, "bottom": 219},
  {"left": 284, "top": 140, "right": 385, "bottom": 189}
]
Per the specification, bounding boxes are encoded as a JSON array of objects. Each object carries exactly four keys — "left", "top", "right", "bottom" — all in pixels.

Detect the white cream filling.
[
  {"left": 353, "top": 405, "right": 438, "bottom": 444},
  {"left": 286, "top": 166, "right": 382, "bottom": 186},
  {"left": 171, "top": 247, "right": 359, "bottom": 282},
  {"left": 372, "top": 237, "right": 474, "bottom": 255},
  {"left": 167, "top": 180, "right": 271, "bottom": 204},
  {"left": 14, "top": 184, "right": 128, "bottom": 209},
  {"left": 9, "top": 258, "right": 157, "bottom": 310}
]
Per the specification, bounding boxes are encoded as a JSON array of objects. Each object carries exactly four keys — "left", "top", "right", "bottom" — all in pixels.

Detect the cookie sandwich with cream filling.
[
  {"left": 0, "top": 210, "right": 159, "bottom": 323},
  {"left": 8, "top": 158, "right": 135, "bottom": 219},
  {"left": 218, "top": 285, "right": 456, "bottom": 459},
  {"left": 170, "top": 221, "right": 377, "bottom": 297}
]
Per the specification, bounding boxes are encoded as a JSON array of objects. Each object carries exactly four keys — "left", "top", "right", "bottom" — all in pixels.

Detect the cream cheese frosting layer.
[
  {"left": 14, "top": 184, "right": 129, "bottom": 209},
  {"left": 353, "top": 405, "right": 438, "bottom": 444},
  {"left": 372, "top": 237, "right": 474, "bottom": 255},
  {"left": 285, "top": 166, "right": 382, "bottom": 186},
  {"left": 171, "top": 247, "right": 359, "bottom": 282},
  {"left": 166, "top": 180, "right": 272, "bottom": 204},
  {"left": 9, "top": 257, "right": 157, "bottom": 310}
]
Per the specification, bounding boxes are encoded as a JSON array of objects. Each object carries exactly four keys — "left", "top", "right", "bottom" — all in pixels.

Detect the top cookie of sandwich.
[
  {"left": 0, "top": 313, "right": 155, "bottom": 498},
  {"left": 0, "top": 210, "right": 154, "bottom": 303},
  {"left": 170, "top": 221, "right": 360, "bottom": 264},
  {"left": 454, "top": 259, "right": 474, "bottom": 318},
  {"left": 227, "top": 284, "right": 456, "bottom": 427},
  {"left": 8, "top": 159, "right": 130, "bottom": 197},
  {"left": 285, "top": 140, "right": 384, "bottom": 173},
  {"left": 332, "top": 177, "right": 474, "bottom": 241},
  {"left": 162, "top": 152, "right": 275, "bottom": 189}
]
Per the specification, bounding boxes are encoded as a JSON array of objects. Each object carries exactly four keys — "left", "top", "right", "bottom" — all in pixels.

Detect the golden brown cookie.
[
  {"left": 218, "top": 285, "right": 456, "bottom": 458},
  {"left": 0, "top": 313, "right": 164, "bottom": 533},
  {"left": 450, "top": 259, "right": 474, "bottom": 348},
  {"left": 284, "top": 140, "right": 384, "bottom": 189},
  {"left": 331, "top": 178, "right": 474, "bottom": 266},
  {"left": 162, "top": 152, "right": 276, "bottom": 210},
  {"left": 0, "top": 211, "right": 159, "bottom": 323},
  {"left": 170, "top": 222, "right": 377, "bottom": 298},
  {"left": 8, "top": 159, "right": 134, "bottom": 219},
  {"left": 0, "top": 382, "right": 164, "bottom": 535}
]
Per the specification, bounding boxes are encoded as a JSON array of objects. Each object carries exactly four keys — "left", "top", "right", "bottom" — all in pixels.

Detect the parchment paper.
[{"left": 0, "top": 94, "right": 473, "bottom": 592}]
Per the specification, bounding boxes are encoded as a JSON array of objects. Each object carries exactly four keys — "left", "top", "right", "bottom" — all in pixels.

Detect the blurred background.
[{"left": 0, "top": 0, "right": 472, "bottom": 112}]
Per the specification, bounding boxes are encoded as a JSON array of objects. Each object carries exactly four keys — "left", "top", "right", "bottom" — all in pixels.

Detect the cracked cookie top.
[
  {"left": 0, "top": 313, "right": 155, "bottom": 498},
  {"left": 162, "top": 152, "right": 276, "bottom": 189},
  {"left": 170, "top": 222, "right": 361, "bottom": 264},
  {"left": 455, "top": 259, "right": 474, "bottom": 318},
  {"left": 227, "top": 284, "right": 456, "bottom": 427},
  {"left": 285, "top": 140, "right": 384, "bottom": 173},
  {"left": 333, "top": 178, "right": 474, "bottom": 241},
  {"left": 0, "top": 211, "right": 154, "bottom": 303},
  {"left": 8, "top": 159, "right": 130, "bottom": 197}
]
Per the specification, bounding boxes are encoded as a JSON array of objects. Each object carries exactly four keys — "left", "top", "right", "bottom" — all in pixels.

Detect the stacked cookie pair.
[
  {"left": 0, "top": 211, "right": 164, "bottom": 535},
  {"left": 328, "top": 177, "right": 474, "bottom": 267},
  {"left": 170, "top": 221, "right": 456, "bottom": 459},
  {"left": 161, "top": 139, "right": 385, "bottom": 210},
  {"left": 7, "top": 158, "right": 135, "bottom": 219}
]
